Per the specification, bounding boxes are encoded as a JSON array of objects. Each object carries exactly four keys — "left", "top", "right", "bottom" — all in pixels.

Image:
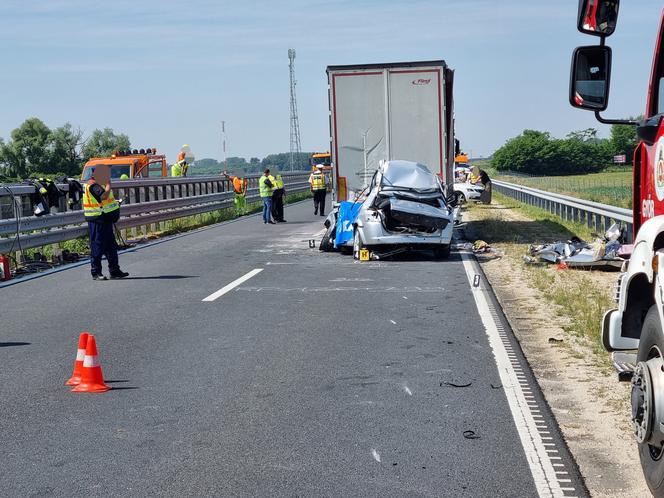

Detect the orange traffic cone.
[
  {"left": 71, "top": 335, "right": 110, "bottom": 393},
  {"left": 65, "top": 331, "right": 89, "bottom": 386}
]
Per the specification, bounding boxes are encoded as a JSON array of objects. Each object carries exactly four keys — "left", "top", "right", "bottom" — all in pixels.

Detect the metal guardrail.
[
  {"left": 492, "top": 179, "right": 634, "bottom": 242},
  {"left": 0, "top": 172, "right": 311, "bottom": 253}
]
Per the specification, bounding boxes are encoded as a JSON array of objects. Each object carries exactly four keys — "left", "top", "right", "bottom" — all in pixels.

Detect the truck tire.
[
  {"left": 454, "top": 191, "right": 466, "bottom": 205},
  {"left": 433, "top": 245, "right": 451, "bottom": 260},
  {"left": 353, "top": 229, "right": 365, "bottom": 260},
  {"left": 637, "top": 305, "right": 664, "bottom": 497}
]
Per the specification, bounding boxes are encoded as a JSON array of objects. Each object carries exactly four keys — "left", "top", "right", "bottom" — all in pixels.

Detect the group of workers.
[
  {"left": 257, "top": 169, "right": 286, "bottom": 224},
  {"left": 83, "top": 155, "right": 330, "bottom": 278}
]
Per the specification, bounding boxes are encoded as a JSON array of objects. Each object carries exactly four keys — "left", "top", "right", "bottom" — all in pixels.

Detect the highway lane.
[{"left": 0, "top": 199, "right": 586, "bottom": 497}]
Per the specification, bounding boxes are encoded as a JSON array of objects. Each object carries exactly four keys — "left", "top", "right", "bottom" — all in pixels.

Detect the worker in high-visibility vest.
[
  {"left": 259, "top": 168, "right": 276, "bottom": 224},
  {"left": 271, "top": 173, "right": 287, "bottom": 223},
  {"left": 171, "top": 161, "right": 183, "bottom": 177},
  {"left": 223, "top": 170, "right": 248, "bottom": 216},
  {"left": 83, "top": 168, "right": 128, "bottom": 281},
  {"left": 308, "top": 165, "right": 328, "bottom": 216}
]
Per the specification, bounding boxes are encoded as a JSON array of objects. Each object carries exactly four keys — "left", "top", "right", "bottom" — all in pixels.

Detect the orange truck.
[{"left": 80, "top": 148, "right": 168, "bottom": 181}]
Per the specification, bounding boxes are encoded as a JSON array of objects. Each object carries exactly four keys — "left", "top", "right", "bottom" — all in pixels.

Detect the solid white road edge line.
[
  {"left": 461, "top": 253, "right": 565, "bottom": 498},
  {"left": 202, "top": 268, "right": 264, "bottom": 302}
]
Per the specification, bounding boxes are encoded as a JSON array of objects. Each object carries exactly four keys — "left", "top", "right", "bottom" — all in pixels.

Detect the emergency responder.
[
  {"left": 259, "top": 168, "right": 276, "bottom": 224},
  {"left": 271, "top": 172, "right": 287, "bottom": 223},
  {"left": 83, "top": 168, "right": 128, "bottom": 281},
  {"left": 309, "top": 165, "right": 327, "bottom": 216},
  {"left": 223, "top": 170, "right": 248, "bottom": 216},
  {"left": 171, "top": 160, "right": 183, "bottom": 177}
]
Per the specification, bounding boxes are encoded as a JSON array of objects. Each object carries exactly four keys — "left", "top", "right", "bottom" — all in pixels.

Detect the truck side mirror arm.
[{"left": 594, "top": 111, "right": 638, "bottom": 126}]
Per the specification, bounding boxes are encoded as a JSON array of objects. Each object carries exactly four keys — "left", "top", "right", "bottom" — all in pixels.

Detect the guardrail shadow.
[{"left": 464, "top": 219, "right": 576, "bottom": 245}]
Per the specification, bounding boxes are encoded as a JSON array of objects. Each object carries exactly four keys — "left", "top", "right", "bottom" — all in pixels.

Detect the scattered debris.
[
  {"left": 526, "top": 224, "right": 627, "bottom": 271},
  {"left": 548, "top": 337, "right": 564, "bottom": 344},
  {"left": 463, "top": 430, "right": 481, "bottom": 440},
  {"left": 490, "top": 383, "right": 502, "bottom": 389},
  {"left": 442, "top": 381, "right": 472, "bottom": 388}
]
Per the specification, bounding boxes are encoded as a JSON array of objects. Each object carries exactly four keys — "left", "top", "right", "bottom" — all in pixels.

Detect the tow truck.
[
  {"left": 570, "top": 1, "right": 664, "bottom": 494},
  {"left": 81, "top": 148, "right": 168, "bottom": 181}
]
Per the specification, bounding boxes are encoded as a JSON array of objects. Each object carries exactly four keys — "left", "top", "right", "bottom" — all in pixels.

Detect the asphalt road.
[{"left": 0, "top": 199, "right": 586, "bottom": 497}]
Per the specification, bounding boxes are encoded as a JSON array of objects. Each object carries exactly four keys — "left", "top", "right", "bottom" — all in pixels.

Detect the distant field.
[{"left": 494, "top": 170, "right": 632, "bottom": 208}]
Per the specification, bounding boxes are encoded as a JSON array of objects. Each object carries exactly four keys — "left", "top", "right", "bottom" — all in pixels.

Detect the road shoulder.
[{"left": 462, "top": 202, "right": 648, "bottom": 498}]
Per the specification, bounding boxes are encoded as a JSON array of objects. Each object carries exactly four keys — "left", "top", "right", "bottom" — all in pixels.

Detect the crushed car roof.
[{"left": 380, "top": 160, "right": 439, "bottom": 190}]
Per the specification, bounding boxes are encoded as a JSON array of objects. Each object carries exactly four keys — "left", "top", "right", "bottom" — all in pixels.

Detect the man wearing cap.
[{"left": 83, "top": 167, "right": 129, "bottom": 281}]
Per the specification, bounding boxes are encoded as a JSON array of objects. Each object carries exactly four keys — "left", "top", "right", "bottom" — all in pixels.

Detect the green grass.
[
  {"left": 495, "top": 170, "right": 633, "bottom": 208},
  {"left": 465, "top": 197, "right": 616, "bottom": 356}
]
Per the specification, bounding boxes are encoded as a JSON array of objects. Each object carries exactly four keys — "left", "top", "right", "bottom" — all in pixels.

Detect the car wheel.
[
  {"left": 433, "top": 245, "right": 451, "bottom": 260},
  {"left": 635, "top": 305, "right": 664, "bottom": 497},
  {"left": 353, "top": 228, "right": 365, "bottom": 260},
  {"left": 454, "top": 191, "right": 466, "bottom": 205},
  {"left": 319, "top": 224, "right": 336, "bottom": 252}
]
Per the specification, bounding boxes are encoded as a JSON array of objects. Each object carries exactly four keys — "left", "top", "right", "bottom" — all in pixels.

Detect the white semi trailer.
[{"left": 326, "top": 60, "right": 455, "bottom": 200}]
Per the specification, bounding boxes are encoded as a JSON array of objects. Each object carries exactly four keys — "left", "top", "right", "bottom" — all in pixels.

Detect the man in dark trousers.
[
  {"left": 271, "top": 173, "right": 287, "bottom": 223},
  {"left": 308, "top": 165, "right": 328, "bottom": 216},
  {"left": 83, "top": 167, "right": 129, "bottom": 281}
]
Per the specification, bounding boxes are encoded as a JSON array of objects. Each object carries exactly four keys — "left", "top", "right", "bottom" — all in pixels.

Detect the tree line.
[
  {"left": 194, "top": 153, "right": 312, "bottom": 175},
  {"left": 491, "top": 122, "right": 639, "bottom": 175},
  {"left": 0, "top": 117, "right": 315, "bottom": 181},
  {"left": 0, "top": 117, "right": 130, "bottom": 180}
]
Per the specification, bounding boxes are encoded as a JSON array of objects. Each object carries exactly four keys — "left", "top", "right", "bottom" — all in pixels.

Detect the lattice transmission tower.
[{"left": 288, "top": 49, "right": 302, "bottom": 171}]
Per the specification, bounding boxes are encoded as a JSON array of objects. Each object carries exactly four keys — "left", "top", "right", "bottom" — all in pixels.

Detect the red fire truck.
[{"left": 570, "top": 1, "right": 664, "bottom": 494}]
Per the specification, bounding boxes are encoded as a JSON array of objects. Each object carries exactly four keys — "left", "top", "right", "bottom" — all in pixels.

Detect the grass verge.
[{"left": 464, "top": 195, "right": 616, "bottom": 356}]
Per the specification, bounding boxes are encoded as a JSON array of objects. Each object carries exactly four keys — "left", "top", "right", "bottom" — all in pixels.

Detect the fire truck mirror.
[
  {"left": 570, "top": 45, "right": 612, "bottom": 112},
  {"left": 577, "top": 0, "right": 619, "bottom": 37}
]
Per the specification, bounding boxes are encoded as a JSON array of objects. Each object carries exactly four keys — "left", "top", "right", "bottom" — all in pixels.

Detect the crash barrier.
[
  {"left": 492, "top": 179, "right": 633, "bottom": 242},
  {"left": 0, "top": 172, "right": 311, "bottom": 253}
]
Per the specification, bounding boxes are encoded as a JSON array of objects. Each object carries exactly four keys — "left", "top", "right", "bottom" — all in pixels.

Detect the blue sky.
[{"left": 0, "top": 1, "right": 661, "bottom": 162}]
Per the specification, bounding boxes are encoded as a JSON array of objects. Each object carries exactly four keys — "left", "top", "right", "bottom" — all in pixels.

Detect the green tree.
[
  {"left": 1, "top": 118, "right": 53, "bottom": 176},
  {"left": 611, "top": 119, "right": 640, "bottom": 160},
  {"left": 49, "top": 123, "right": 85, "bottom": 175},
  {"left": 82, "top": 128, "right": 131, "bottom": 160},
  {"left": 492, "top": 129, "right": 611, "bottom": 175}
]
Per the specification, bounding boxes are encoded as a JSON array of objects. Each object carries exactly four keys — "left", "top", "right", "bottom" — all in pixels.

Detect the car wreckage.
[{"left": 320, "top": 160, "right": 456, "bottom": 259}]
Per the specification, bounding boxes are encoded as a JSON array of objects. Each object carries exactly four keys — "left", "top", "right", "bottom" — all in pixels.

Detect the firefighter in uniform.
[
  {"left": 223, "top": 171, "right": 248, "bottom": 216},
  {"left": 83, "top": 169, "right": 128, "bottom": 281},
  {"left": 271, "top": 173, "right": 287, "bottom": 223},
  {"left": 259, "top": 168, "right": 276, "bottom": 224},
  {"left": 309, "top": 165, "right": 327, "bottom": 216}
]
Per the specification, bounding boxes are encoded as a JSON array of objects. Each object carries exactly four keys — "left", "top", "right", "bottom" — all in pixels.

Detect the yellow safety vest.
[
  {"left": 83, "top": 183, "right": 120, "bottom": 219},
  {"left": 171, "top": 161, "right": 183, "bottom": 177},
  {"left": 311, "top": 172, "right": 326, "bottom": 190},
  {"left": 275, "top": 175, "right": 284, "bottom": 189},
  {"left": 259, "top": 175, "right": 275, "bottom": 197}
]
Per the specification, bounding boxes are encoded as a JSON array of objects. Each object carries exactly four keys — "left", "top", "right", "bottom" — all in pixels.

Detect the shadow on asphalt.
[
  {"left": 0, "top": 342, "right": 30, "bottom": 348},
  {"left": 373, "top": 250, "right": 463, "bottom": 263},
  {"left": 108, "top": 386, "right": 139, "bottom": 391},
  {"left": 116, "top": 275, "right": 198, "bottom": 280}
]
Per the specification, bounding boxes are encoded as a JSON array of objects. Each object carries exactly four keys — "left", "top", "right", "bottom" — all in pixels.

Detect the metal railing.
[
  {"left": 492, "top": 180, "right": 634, "bottom": 241},
  {"left": 0, "top": 172, "right": 311, "bottom": 253}
]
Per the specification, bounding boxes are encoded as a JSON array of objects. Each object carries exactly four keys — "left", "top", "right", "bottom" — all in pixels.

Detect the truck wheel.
[
  {"left": 634, "top": 305, "right": 664, "bottom": 497},
  {"left": 353, "top": 229, "right": 365, "bottom": 260},
  {"left": 433, "top": 245, "right": 451, "bottom": 260}
]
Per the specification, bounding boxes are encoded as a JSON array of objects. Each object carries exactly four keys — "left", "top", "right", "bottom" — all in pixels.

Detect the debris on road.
[{"left": 463, "top": 430, "right": 481, "bottom": 440}]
